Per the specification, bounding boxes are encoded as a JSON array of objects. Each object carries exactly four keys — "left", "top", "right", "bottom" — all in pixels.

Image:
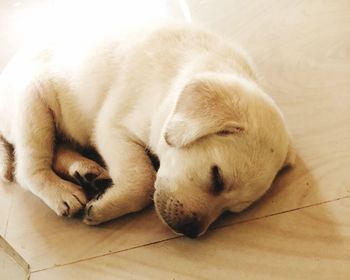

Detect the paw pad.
[{"left": 73, "top": 170, "right": 112, "bottom": 200}]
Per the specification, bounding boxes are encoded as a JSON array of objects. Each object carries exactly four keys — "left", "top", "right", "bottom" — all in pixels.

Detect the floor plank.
[
  {"left": 5, "top": 186, "right": 175, "bottom": 271},
  {"left": 31, "top": 198, "right": 350, "bottom": 280}
]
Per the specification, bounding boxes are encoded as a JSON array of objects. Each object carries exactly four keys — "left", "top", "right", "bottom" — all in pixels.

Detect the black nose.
[{"left": 177, "top": 219, "right": 201, "bottom": 239}]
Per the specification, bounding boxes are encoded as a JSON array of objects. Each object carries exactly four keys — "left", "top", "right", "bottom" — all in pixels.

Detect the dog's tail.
[{"left": 0, "top": 134, "right": 14, "bottom": 183}]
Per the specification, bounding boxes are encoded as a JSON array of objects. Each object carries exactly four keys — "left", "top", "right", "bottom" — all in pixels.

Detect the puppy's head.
[{"left": 154, "top": 73, "right": 295, "bottom": 238}]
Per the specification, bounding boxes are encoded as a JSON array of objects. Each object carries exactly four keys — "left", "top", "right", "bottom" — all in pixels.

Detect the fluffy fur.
[{"left": 0, "top": 24, "right": 294, "bottom": 237}]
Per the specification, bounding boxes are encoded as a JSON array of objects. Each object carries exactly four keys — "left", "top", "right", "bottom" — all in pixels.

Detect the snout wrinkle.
[
  {"left": 155, "top": 190, "right": 185, "bottom": 228},
  {"left": 154, "top": 190, "right": 202, "bottom": 238}
]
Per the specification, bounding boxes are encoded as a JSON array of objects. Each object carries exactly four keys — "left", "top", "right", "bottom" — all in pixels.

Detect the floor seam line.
[
  {"left": 212, "top": 195, "right": 350, "bottom": 231},
  {"left": 30, "top": 236, "right": 182, "bottom": 273}
]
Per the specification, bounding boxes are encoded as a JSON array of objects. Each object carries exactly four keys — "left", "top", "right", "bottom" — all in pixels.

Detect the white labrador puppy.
[{"left": 0, "top": 24, "right": 294, "bottom": 238}]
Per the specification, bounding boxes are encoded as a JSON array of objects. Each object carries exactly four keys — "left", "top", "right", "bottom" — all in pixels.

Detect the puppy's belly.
[
  {"left": 58, "top": 123, "right": 91, "bottom": 147},
  {"left": 56, "top": 112, "right": 95, "bottom": 147},
  {"left": 52, "top": 89, "right": 105, "bottom": 147}
]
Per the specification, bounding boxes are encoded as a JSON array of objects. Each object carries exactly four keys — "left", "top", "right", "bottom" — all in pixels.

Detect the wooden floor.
[{"left": 1, "top": 1, "right": 350, "bottom": 279}]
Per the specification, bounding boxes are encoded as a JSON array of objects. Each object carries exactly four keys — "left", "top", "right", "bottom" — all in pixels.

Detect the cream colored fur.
[{"left": 0, "top": 24, "right": 294, "bottom": 237}]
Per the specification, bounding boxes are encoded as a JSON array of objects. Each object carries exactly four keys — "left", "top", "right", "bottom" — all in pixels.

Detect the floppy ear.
[{"left": 164, "top": 77, "right": 246, "bottom": 147}]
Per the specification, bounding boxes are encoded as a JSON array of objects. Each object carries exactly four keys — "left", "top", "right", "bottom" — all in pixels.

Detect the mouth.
[{"left": 154, "top": 191, "right": 205, "bottom": 238}]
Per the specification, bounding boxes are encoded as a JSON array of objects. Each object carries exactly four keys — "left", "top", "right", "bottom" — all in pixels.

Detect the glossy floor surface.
[{"left": 1, "top": 1, "right": 350, "bottom": 279}]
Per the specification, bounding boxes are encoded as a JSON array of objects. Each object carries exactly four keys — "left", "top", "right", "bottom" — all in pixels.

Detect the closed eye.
[
  {"left": 211, "top": 165, "right": 225, "bottom": 194},
  {"left": 216, "top": 130, "right": 233, "bottom": 136}
]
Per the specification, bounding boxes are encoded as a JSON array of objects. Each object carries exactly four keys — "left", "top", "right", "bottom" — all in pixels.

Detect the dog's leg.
[
  {"left": 14, "top": 82, "right": 87, "bottom": 217},
  {"left": 53, "top": 144, "right": 112, "bottom": 199},
  {"left": 0, "top": 135, "right": 14, "bottom": 183},
  {"left": 83, "top": 127, "right": 156, "bottom": 225}
]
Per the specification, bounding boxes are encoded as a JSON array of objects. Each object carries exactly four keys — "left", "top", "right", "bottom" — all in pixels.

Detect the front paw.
[
  {"left": 51, "top": 184, "right": 88, "bottom": 217},
  {"left": 83, "top": 199, "right": 105, "bottom": 225}
]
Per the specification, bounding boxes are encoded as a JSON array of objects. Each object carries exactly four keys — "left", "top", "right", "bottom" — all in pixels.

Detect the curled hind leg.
[
  {"left": 14, "top": 82, "right": 87, "bottom": 217},
  {"left": 0, "top": 135, "right": 14, "bottom": 183}
]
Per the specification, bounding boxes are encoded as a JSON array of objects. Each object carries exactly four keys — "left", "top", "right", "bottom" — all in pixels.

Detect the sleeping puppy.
[{"left": 0, "top": 24, "right": 294, "bottom": 238}]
